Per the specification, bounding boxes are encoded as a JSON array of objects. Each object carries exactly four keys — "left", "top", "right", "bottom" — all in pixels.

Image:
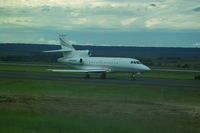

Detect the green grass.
[
  {"left": 0, "top": 64, "right": 200, "bottom": 133},
  {"left": 0, "top": 109, "right": 199, "bottom": 133},
  {"left": 0, "top": 64, "right": 64, "bottom": 73},
  {"left": 0, "top": 78, "right": 199, "bottom": 103},
  {"left": 140, "top": 71, "right": 197, "bottom": 80},
  {"left": 0, "top": 77, "right": 200, "bottom": 133}
]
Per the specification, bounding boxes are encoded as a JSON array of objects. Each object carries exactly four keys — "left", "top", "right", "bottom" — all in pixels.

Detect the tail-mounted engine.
[
  {"left": 64, "top": 58, "right": 84, "bottom": 65},
  {"left": 75, "top": 50, "right": 91, "bottom": 57}
]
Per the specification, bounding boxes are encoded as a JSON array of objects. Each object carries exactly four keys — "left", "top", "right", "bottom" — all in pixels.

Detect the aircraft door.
[{"left": 79, "top": 58, "right": 83, "bottom": 64}]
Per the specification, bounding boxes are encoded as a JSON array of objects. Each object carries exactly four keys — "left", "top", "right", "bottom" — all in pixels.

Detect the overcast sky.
[{"left": 0, "top": 0, "right": 200, "bottom": 47}]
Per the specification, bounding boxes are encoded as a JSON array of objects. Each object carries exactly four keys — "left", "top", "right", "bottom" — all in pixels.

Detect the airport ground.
[{"left": 0, "top": 63, "right": 200, "bottom": 133}]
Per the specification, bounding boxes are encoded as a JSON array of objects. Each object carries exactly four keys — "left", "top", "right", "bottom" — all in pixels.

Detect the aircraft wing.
[
  {"left": 43, "top": 49, "right": 72, "bottom": 53},
  {"left": 47, "top": 69, "right": 111, "bottom": 73}
]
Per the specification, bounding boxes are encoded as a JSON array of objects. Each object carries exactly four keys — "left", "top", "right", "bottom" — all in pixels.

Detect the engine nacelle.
[
  {"left": 64, "top": 58, "right": 84, "bottom": 65},
  {"left": 76, "top": 50, "right": 91, "bottom": 57}
]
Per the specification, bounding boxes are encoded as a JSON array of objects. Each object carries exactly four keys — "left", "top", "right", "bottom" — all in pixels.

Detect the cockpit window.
[
  {"left": 130, "top": 60, "right": 141, "bottom": 64},
  {"left": 135, "top": 61, "right": 141, "bottom": 64}
]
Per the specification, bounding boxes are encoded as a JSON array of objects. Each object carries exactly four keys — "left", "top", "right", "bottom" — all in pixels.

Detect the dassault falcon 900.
[{"left": 44, "top": 35, "right": 151, "bottom": 79}]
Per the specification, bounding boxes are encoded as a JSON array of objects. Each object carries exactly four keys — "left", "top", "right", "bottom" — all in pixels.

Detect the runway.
[
  {"left": 0, "top": 71, "right": 199, "bottom": 88},
  {"left": 1, "top": 62, "right": 200, "bottom": 73}
]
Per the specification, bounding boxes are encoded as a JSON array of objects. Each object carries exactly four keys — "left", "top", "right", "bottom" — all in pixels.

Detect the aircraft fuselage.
[{"left": 58, "top": 57, "right": 150, "bottom": 73}]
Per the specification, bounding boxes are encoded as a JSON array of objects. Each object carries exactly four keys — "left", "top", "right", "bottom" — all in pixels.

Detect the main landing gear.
[
  {"left": 85, "top": 73, "right": 90, "bottom": 79},
  {"left": 85, "top": 73, "right": 107, "bottom": 79},
  {"left": 100, "top": 72, "right": 106, "bottom": 79},
  {"left": 131, "top": 73, "right": 136, "bottom": 80}
]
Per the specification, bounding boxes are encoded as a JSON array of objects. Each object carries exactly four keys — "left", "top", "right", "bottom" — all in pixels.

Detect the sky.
[{"left": 0, "top": 0, "right": 200, "bottom": 47}]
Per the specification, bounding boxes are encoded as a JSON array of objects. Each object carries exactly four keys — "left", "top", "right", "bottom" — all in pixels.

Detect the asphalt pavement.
[{"left": 0, "top": 71, "right": 199, "bottom": 88}]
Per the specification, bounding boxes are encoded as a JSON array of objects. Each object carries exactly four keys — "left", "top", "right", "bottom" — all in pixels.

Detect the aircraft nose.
[{"left": 142, "top": 65, "right": 151, "bottom": 71}]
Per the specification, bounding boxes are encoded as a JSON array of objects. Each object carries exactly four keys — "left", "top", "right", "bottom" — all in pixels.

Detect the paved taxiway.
[
  {"left": 1, "top": 62, "right": 200, "bottom": 73},
  {"left": 0, "top": 71, "right": 199, "bottom": 88}
]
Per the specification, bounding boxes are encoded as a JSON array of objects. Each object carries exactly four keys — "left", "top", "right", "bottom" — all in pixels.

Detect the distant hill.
[{"left": 0, "top": 43, "right": 200, "bottom": 59}]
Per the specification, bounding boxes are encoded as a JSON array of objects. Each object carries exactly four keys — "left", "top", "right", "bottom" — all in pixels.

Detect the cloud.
[
  {"left": 145, "top": 14, "right": 200, "bottom": 30},
  {"left": 48, "top": 40, "right": 59, "bottom": 44},
  {"left": 193, "top": 7, "right": 200, "bottom": 12},
  {"left": 0, "top": 16, "right": 35, "bottom": 26},
  {"left": 0, "top": 0, "right": 200, "bottom": 46},
  {"left": 149, "top": 3, "right": 157, "bottom": 7},
  {"left": 121, "top": 18, "right": 138, "bottom": 26},
  {"left": 0, "top": 0, "right": 199, "bottom": 31},
  {"left": 192, "top": 43, "right": 200, "bottom": 47},
  {"left": 145, "top": 18, "right": 162, "bottom": 28}
]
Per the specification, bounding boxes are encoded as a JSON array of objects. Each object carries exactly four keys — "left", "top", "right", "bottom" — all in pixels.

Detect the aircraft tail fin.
[
  {"left": 43, "top": 34, "right": 91, "bottom": 58},
  {"left": 59, "top": 34, "right": 75, "bottom": 51},
  {"left": 43, "top": 34, "right": 75, "bottom": 53}
]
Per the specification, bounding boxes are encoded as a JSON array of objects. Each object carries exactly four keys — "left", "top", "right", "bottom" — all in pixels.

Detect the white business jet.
[{"left": 44, "top": 35, "right": 150, "bottom": 79}]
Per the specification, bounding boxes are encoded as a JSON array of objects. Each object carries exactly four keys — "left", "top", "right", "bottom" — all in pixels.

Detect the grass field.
[{"left": 0, "top": 63, "right": 200, "bottom": 133}]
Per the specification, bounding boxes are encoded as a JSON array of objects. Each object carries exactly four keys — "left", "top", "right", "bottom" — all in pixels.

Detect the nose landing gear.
[{"left": 131, "top": 73, "right": 136, "bottom": 80}]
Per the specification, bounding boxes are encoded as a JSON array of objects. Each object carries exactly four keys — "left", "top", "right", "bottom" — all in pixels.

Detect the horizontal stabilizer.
[
  {"left": 47, "top": 69, "right": 110, "bottom": 73},
  {"left": 43, "top": 49, "right": 72, "bottom": 53}
]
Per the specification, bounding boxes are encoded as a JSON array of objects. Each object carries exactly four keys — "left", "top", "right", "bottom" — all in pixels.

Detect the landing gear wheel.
[
  {"left": 85, "top": 73, "right": 90, "bottom": 79},
  {"left": 100, "top": 73, "right": 106, "bottom": 79},
  {"left": 131, "top": 73, "right": 136, "bottom": 80}
]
